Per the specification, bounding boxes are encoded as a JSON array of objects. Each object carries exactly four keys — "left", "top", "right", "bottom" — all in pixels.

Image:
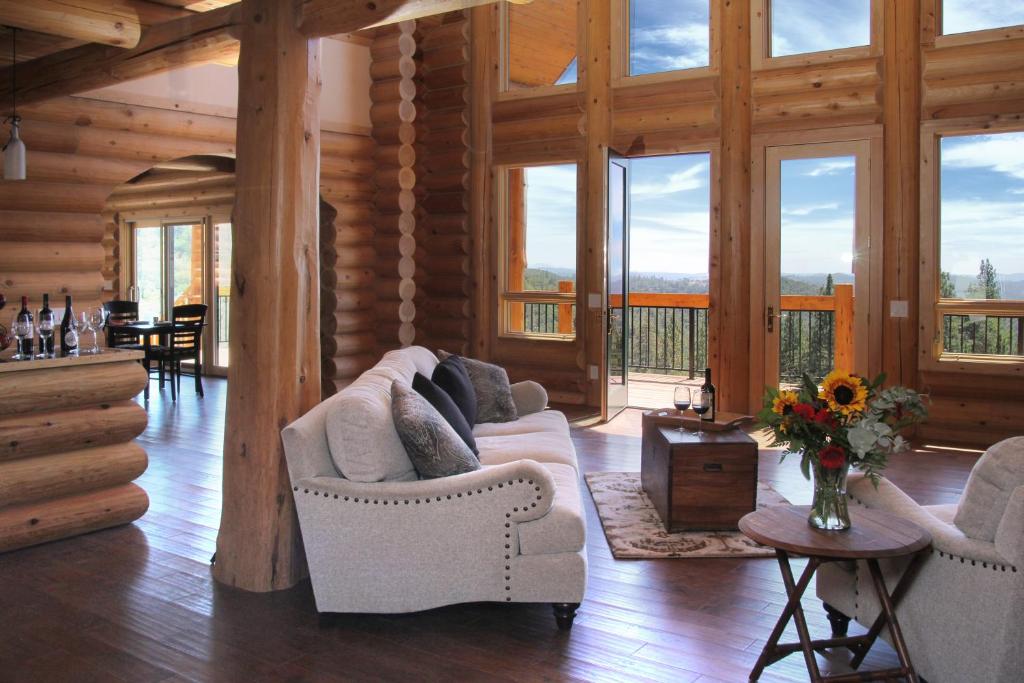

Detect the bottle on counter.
[
  {"left": 60, "top": 295, "right": 78, "bottom": 356},
  {"left": 699, "top": 367, "right": 716, "bottom": 422},
  {"left": 38, "top": 293, "right": 55, "bottom": 358}
]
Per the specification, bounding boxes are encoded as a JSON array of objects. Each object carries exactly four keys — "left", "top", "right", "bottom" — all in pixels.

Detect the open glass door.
[
  {"left": 762, "top": 141, "right": 873, "bottom": 390},
  {"left": 606, "top": 156, "right": 630, "bottom": 419}
]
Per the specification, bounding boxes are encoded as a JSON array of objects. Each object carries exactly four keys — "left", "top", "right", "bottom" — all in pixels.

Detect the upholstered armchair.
[{"left": 816, "top": 437, "right": 1023, "bottom": 682}]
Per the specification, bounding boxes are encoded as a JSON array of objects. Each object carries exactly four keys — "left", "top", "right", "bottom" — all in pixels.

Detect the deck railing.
[{"left": 943, "top": 314, "right": 1024, "bottom": 356}]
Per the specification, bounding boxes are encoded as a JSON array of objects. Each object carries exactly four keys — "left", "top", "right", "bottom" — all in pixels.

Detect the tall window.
[
  {"left": 942, "top": 1, "right": 1024, "bottom": 35},
  {"left": 628, "top": 0, "right": 710, "bottom": 77},
  {"left": 937, "top": 132, "right": 1024, "bottom": 358},
  {"left": 503, "top": 164, "right": 578, "bottom": 337},
  {"left": 769, "top": 0, "right": 870, "bottom": 57},
  {"left": 505, "top": 1, "right": 577, "bottom": 91}
]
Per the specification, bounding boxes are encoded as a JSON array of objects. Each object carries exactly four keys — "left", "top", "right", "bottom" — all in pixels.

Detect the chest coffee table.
[
  {"left": 739, "top": 505, "right": 932, "bottom": 682},
  {"left": 640, "top": 410, "right": 758, "bottom": 531}
]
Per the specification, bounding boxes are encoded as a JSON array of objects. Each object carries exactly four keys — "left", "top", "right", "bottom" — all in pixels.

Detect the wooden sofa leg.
[
  {"left": 823, "top": 602, "right": 851, "bottom": 637},
  {"left": 553, "top": 602, "right": 579, "bottom": 631}
]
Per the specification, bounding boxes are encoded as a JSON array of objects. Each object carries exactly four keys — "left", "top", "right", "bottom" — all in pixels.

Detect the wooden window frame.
[
  {"left": 918, "top": 120, "right": 1024, "bottom": 376},
  {"left": 751, "top": 0, "right": 882, "bottom": 70},
  {"left": 497, "top": 0, "right": 582, "bottom": 101},
  {"left": 495, "top": 161, "right": 582, "bottom": 342},
  {"left": 925, "top": 0, "right": 1024, "bottom": 48},
  {"left": 610, "top": 0, "right": 719, "bottom": 87}
]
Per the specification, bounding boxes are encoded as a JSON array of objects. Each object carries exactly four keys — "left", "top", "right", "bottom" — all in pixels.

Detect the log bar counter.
[{"left": 0, "top": 348, "right": 150, "bottom": 552}]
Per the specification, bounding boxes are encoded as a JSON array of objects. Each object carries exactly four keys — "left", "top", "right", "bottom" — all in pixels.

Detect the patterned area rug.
[{"left": 585, "top": 471, "right": 789, "bottom": 559}]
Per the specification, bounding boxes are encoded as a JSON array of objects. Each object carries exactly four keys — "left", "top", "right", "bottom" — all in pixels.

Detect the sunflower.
[
  {"left": 772, "top": 390, "right": 800, "bottom": 416},
  {"left": 821, "top": 370, "right": 868, "bottom": 416}
]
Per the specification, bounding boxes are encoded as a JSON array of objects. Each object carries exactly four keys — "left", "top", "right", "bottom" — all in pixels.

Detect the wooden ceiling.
[{"left": 508, "top": 0, "right": 576, "bottom": 88}]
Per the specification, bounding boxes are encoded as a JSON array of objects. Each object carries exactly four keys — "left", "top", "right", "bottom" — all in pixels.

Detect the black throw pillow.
[
  {"left": 412, "top": 372, "right": 478, "bottom": 455},
  {"left": 431, "top": 354, "right": 478, "bottom": 426}
]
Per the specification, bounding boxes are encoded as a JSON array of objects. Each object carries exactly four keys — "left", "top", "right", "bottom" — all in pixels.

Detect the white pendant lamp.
[{"left": 4, "top": 27, "right": 25, "bottom": 181}]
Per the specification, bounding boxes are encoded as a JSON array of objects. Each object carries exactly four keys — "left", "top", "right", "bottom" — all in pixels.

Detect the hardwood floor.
[{"left": 0, "top": 377, "right": 981, "bottom": 682}]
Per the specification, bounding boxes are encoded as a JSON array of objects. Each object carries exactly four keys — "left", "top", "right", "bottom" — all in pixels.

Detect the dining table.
[{"left": 117, "top": 320, "right": 184, "bottom": 400}]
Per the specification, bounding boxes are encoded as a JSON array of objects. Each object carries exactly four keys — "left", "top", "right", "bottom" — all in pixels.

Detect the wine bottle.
[
  {"left": 38, "top": 293, "right": 53, "bottom": 357},
  {"left": 16, "top": 296, "right": 33, "bottom": 359},
  {"left": 700, "top": 367, "right": 716, "bottom": 422},
  {"left": 60, "top": 295, "right": 78, "bottom": 356}
]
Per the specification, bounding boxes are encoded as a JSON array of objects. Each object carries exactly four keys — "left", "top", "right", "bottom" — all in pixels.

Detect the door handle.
[{"left": 766, "top": 306, "right": 776, "bottom": 333}]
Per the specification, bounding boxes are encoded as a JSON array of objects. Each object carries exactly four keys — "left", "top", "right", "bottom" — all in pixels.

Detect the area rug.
[{"left": 585, "top": 472, "right": 789, "bottom": 559}]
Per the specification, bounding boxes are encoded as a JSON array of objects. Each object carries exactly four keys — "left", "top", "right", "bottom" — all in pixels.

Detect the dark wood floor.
[{"left": 0, "top": 378, "right": 981, "bottom": 682}]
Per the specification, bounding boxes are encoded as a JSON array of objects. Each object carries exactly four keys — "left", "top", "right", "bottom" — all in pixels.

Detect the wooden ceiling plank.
[
  {"left": 298, "top": 0, "right": 531, "bottom": 39},
  {"left": 0, "top": 0, "right": 143, "bottom": 48}
]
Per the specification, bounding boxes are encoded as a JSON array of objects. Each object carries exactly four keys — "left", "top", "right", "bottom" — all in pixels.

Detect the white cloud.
[
  {"left": 942, "top": 0, "right": 1024, "bottom": 35},
  {"left": 942, "top": 133, "right": 1024, "bottom": 181},
  {"left": 782, "top": 202, "right": 840, "bottom": 216},
  {"left": 630, "top": 162, "right": 708, "bottom": 196},
  {"left": 803, "top": 159, "right": 855, "bottom": 177},
  {"left": 940, "top": 198, "right": 1024, "bottom": 275}
]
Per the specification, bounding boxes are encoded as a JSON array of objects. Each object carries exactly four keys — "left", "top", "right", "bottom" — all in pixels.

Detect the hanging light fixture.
[{"left": 3, "top": 26, "right": 25, "bottom": 181}]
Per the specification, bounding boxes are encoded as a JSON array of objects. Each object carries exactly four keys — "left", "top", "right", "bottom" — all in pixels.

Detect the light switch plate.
[
  {"left": 589, "top": 365, "right": 599, "bottom": 380},
  {"left": 890, "top": 300, "right": 909, "bottom": 318},
  {"left": 588, "top": 293, "right": 602, "bottom": 309}
]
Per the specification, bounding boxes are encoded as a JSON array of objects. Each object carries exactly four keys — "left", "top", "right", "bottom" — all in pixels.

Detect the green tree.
[
  {"left": 967, "top": 258, "right": 1001, "bottom": 300},
  {"left": 820, "top": 273, "right": 835, "bottom": 296},
  {"left": 939, "top": 271, "right": 957, "bottom": 298}
]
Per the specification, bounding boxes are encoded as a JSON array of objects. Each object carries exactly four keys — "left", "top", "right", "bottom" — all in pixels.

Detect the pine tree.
[
  {"left": 967, "top": 259, "right": 1001, "bottom": 300},
  {"left": 820, "top": 273, "right": 835, "bottom": 296},
  {"left": 939, "top": 271, "right": 957, "bottom": 298}
]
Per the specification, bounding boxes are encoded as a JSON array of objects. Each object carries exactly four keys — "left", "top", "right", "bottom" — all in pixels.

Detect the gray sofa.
[{"left": 281, "top": 346, "right": 587, "bottom": 628}]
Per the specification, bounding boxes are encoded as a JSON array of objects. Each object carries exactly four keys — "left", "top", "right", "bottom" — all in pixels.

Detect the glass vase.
[{"left": 808, "top": 459, "right": 851, "bottom": 530}]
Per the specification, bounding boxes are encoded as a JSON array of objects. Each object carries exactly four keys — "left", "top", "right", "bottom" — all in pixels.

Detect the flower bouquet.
[{"left": 757, "top": 370, "right": 928, "bottom": 530}]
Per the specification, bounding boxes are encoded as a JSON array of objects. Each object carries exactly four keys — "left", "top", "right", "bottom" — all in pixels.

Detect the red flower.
[
  {"left": 792, "top": 403, "right": 816, "bottom": 420},
  {"left": 813, "top": 408, "right": 838, "bottom": 429},
  {"left": 818, "top": 445, "right": 847, "bottom": 469}
]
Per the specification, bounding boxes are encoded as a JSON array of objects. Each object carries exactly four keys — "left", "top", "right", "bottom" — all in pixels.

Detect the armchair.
[{"left": 816, "top": 437, "right": 1024, "bottom": 682}]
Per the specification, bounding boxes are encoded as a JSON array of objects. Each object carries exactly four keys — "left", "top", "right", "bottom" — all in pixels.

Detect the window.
[
  {"left": 503, "top": 164, "right": 578, "bottom": 337},
  {"left": 936, "top": 132, "right": 1024, "bottom": 358},
  {"left": 769, "top": 0, "right": 870, "bottom": 58},
  {"left": 628, "top": 0, "right": 710, "bottom": 77},
  {"left": 504, "top": 1, "right": 577, "bottom": 91},
  {"left": 942, "top": 1, "right": 1024, "bottom": 35}
]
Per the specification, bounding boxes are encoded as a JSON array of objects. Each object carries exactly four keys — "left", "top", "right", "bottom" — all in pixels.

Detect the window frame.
[
  {"left": 496, "top": 161, "right": 583, "bottom": 341},
  {"left": 930, "top": 0, "right": 1024, "bottom": 47},
  {"left": 497, "top": 1, "right": 582, "bottom": 101},
  {"left": 750, "top": 0, "right": 882, "bottom": 70},
  {"left": 919, "top": 120, "right": 1024, "bottom": 374},
  {"left": 611, "top": 0, "right": 719, "bottom": 87}
]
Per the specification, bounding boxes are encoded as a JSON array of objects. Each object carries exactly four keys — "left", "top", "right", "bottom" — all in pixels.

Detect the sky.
[
  {"left": 770, "top": 0, "right": 870, "bottom": 57},
  {"left": 942, "top": 1, "right": 1024, "bottom": 34},
  {"left": 780, "top": 157, "right": 856, "bottom": 276},
  {"left": 630, "top": 0, "right": 709, "bottom": 75},
  {"left": 940, "top": 132, "right": 1024, "bottom": 281}
]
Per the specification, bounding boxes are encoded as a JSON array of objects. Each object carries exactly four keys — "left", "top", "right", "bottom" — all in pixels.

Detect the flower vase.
[{"left": 808, "top": 459, "right": 851, "bottom": 530}]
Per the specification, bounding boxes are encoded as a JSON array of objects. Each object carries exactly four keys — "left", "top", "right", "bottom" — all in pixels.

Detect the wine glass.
[
  {"left": 90, "top": 307, "right": 106, "bottom": 352},
  {"left": 673, "top": 386, "right": 691, "bottom": 432},
  {"left": 12, "top": 313, "right": 33, "bottom": 361},
  {"left": 692, "top": 391, "right": 710, "bottom": 436},
  {"left": 79, "top": 311, "right": 98, "bottom": 354},
  {"left": 37, "top": 308, "right": 55, "bottom": 358}
]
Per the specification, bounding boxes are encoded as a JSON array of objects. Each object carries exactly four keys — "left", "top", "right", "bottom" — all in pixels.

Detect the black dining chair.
[
  {"left": 103, "top": 300, "right": 144, "bottom": 350},
  {"left": 151, "top": 304, "right": 207, "bottom": 401}
]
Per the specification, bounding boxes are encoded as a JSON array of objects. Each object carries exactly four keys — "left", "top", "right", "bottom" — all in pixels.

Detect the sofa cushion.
[
  {"left": 473, "top": 410, "right": 569, "bottom": 438},
  {"left": 954, "top": 436, "right": 1024, "bottom": 541},
  {"left": 517, "top": 463, "right": 585, "bottom": 556},
  {"left": 391, "top": 380, "right": 481, "bottom": 480},
  {"left": 475, "top": 430, "right": 577, "bottom": 470},
  {"left": 510, "top": 380, "right": 548, "bottom": 415},
  {"left": 438, "top": 351, "right": 518, "bottom": 424},
  {"left": 431, "top": 354, "right": 477, "bottom": 427},
  {"left": 325, "top": 374, "right": 418, "bottom": 483},
  {"left": 412, "top": 372, "right": 478, "bottom": 455}
]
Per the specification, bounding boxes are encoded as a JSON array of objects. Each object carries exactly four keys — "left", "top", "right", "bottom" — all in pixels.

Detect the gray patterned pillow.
[
  {"left": 438, "top": 350, "right": 519, "bottom": 424},
  {"left": 391, "top": 380, "right": 481, "bottom": 479}
]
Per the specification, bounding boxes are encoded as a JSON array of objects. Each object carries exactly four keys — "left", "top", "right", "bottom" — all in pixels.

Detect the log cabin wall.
[{"left": 0, "top": 95, "right": 375, "bottom": 402}]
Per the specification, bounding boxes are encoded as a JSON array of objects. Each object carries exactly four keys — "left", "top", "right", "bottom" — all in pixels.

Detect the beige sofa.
[
  {"left": 281, "top": 347, "right": 587, "bottom": 629},
  {"left": 816, "top": 437, "right": 1023, "bottom": 682}
]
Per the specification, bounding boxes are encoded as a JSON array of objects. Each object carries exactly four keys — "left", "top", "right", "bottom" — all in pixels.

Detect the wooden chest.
[{"left": 640, "top": 412, "right": 758, "bottom": 531}]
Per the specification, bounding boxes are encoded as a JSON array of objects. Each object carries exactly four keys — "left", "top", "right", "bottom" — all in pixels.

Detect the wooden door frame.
[{"left": 749, "top": 127, "right": 883, "bottom": 409}]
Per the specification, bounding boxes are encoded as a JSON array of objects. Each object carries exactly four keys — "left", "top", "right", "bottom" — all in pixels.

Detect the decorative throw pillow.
[
  {"left": 438, "top": 350, "right": 519, "bottom": 424},
  {"left": 391, "top": 380, "right": 481, "bottom": 479},
  {"left": 431, "top": 354, "right": 477, "bottom": 426},
  {"left": 953, "top": 436, "right": 1024, "bottom": 542},
  {"left": 412, "top": 372, "right": 478, "bottom": 455}
]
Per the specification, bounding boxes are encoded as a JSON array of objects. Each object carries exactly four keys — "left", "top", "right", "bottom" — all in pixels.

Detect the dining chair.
[
  {"left": 151, "top": 304, "right": 207, "bottom": 401},
  {"left": 103, "top": 300, "right": 144, "bottom": 350}
]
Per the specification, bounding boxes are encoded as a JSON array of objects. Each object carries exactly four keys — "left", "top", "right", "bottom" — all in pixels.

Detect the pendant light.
[{"left": 3, "top": 26, "right": 25, "bottom": 181}]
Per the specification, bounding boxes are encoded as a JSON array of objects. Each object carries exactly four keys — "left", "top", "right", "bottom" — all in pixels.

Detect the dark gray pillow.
[
  {"left": 391, "top": 380, "right": 480, "bottom": 479},
  {"left": 438, "top": 350, "right": 518, "bottom": 424}
]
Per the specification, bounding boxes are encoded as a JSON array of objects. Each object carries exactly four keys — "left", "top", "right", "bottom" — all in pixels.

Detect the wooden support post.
[
  {"left": 213, "top": 0, "right": 322, "bottom": 592},
  {"left": 558, "top": 279, "right": 574, "bottom": 335},
  {"left": 508, "top": 167, "right": 526, "bottom": 332},
  {"left": 833, "top": 284, "right": 855, "bottom": 373}
]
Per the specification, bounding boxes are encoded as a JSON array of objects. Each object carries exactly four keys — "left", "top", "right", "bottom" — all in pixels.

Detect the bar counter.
[{"left": 0, "top": 348, "right": 150, "bottom": 553}]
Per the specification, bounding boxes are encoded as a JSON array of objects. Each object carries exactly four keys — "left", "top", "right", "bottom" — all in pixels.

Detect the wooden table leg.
[
  {"left": 863, "top": 558, "right": 919, "bottom": 682},
  {"left": 849, "top": 552, "right": 925, "bottom": 671},
  {"left": 749, "top": 550, "right": 822, "bottom": 681}
]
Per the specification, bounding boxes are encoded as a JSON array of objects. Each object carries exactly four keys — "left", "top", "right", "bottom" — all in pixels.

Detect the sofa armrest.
[
  {"left": 510, "top": 381, "right": 548, "bottom": 416},
  {"left": 294, "top": 459, "right": 556, "bottom": 524},
  {"left": 995, "top": 485, "right": 1024, "bottom": 569},
  {"left": 847, "top": 473, "right": 1013, "bottom": 567}
]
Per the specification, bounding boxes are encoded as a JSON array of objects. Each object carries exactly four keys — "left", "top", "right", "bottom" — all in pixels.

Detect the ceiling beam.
[
  {"left": 0, "top": 0, "right": 143, "bottom": 48},
  {"left": 298, "top": 0, "right": 531, "bottom": 39},
  {"left": 0, "top": 4, "right": 240, "bottom": 107}
]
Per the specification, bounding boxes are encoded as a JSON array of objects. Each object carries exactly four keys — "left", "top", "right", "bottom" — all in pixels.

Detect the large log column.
[{"left": 213, "top": 0, "right": 321, "bottom": 592}]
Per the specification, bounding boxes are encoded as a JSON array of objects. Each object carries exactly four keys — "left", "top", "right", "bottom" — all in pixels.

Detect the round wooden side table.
[{"left": 739, "top": 504, "right": 932, "bottom": 683}]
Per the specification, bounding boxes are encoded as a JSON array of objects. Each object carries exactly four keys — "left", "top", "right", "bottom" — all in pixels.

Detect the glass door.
[
  {"left": 133, "top": 225, "right": 163, "bottom": 321},
  {"left": 763, "top": 141, "right": 872, "bottom": 390},
  {"left": 606, "top": 155, "right": 630, "bottom": 419},
  {"left": 208, "top": 219, "right": 232, "bottom": 374}
]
